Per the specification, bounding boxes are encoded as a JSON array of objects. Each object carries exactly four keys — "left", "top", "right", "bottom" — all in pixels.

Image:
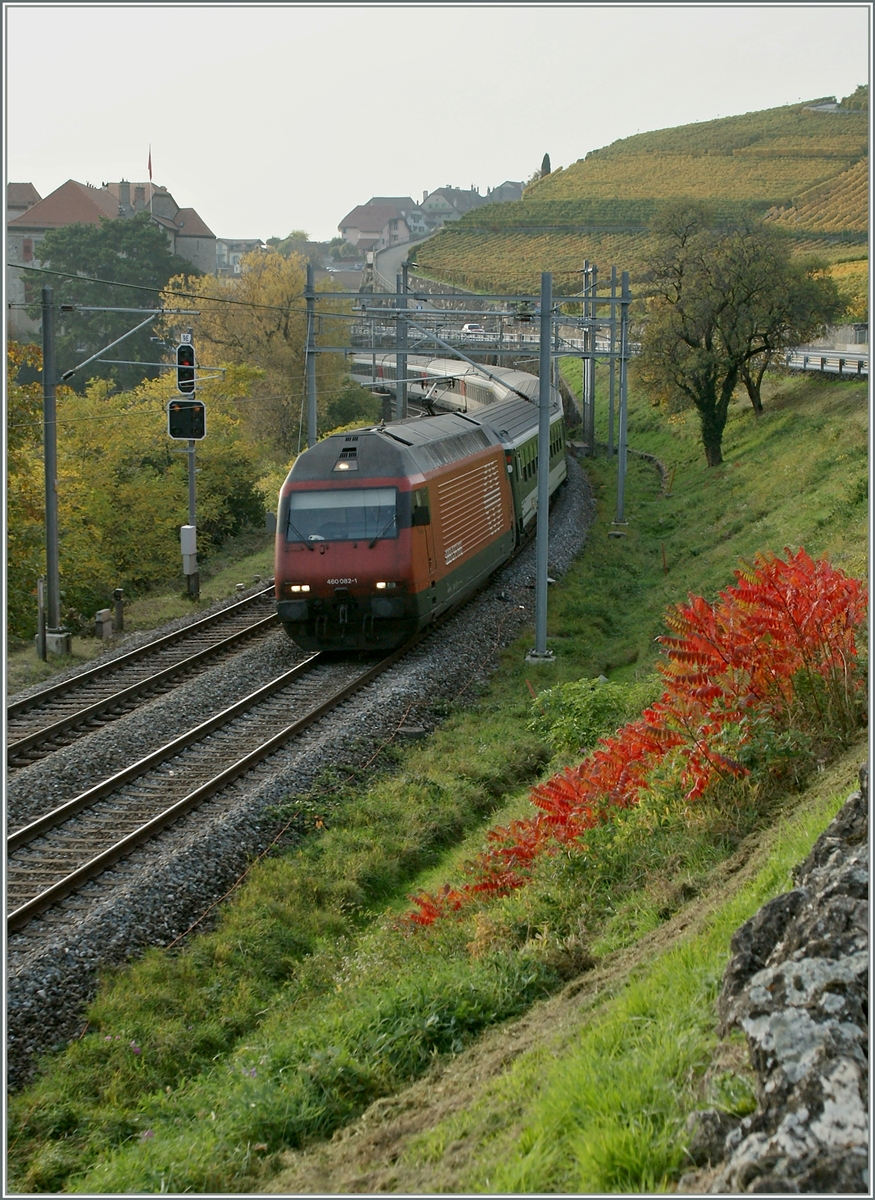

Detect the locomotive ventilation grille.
[
  {"left": 412, "top": 429, "right": 492, "bottom": 472},
  {"left": 437, "top": 459, "right": 504, "bottom": 566}
]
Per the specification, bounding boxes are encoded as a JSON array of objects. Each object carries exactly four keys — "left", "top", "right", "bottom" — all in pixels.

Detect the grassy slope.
[
  {"left": 260, "top": 372, "right": 868, "bottom": 1195},
  {"left": 6, "top": 369, "right": 867, "bottom": 1194},
  {"left": 260, "top": 744, "right": 864, "bottom": 1196},
  {"left": 412, "top": 100, "right": 868, "bottom": 295}
]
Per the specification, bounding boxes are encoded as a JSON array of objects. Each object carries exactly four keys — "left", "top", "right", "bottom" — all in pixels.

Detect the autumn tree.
[
  {"left": 266, "top": 231, "right": 313, "bottom": 258},
  {"left": 735, "top": 252, "right": 839, "bottom": 413},
  {"left": 6, "top": 352, "right": 266, "bottom": 638},
  {"left": 637, "top": 203, "right": 840, "bottom": 466},
  {"left": 7, "top": 344, "right": 53, "bottom": 638},
  {"left": 23, "top": 213, "right": 198, "bottom": 393}
]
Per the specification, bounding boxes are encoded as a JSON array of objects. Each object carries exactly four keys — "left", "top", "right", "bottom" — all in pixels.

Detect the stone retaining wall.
[{"left": 680, "top": 765, "right": 869, "bottom": 1193}]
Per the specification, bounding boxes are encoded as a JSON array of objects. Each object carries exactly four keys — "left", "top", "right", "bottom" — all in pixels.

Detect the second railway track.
[{"left": 6, "top": 586, "right": 279, "bottom": 771}]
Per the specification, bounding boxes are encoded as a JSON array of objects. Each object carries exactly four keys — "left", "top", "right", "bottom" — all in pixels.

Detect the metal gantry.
[
  {"left": 305, "top": 262, "right": 633, "bottom": 517},
  {"left": 303, "top": 264, "right": 633, "bottom": 666}
]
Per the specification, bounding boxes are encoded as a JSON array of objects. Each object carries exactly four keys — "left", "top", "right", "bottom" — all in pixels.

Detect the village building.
[
  {"left": 337, "top": 197, "right": 426, "bottom": 252},
  {"left": 216, "top": 238, "right": 267, "bottom": 276},
  {"left": 338, "top": 182, "right": 523, "bottom": 250},
  {"left": 6, "top": 179, "right": 216, "bottom": 341}
]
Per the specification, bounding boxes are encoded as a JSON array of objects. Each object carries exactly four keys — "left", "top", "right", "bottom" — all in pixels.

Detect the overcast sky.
[{"left": 4, "top": 3, "right": 871, "bottom": 243}]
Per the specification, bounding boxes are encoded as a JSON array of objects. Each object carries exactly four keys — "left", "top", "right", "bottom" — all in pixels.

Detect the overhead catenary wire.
[
  {"left": 11, "top": 263, "right": 599, "bottom": 318},
  {"left": 8, "top": 263, "right": 367, "bottom": 320}
]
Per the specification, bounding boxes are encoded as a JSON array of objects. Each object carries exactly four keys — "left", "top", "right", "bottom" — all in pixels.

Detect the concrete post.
[{"left": 113, "top": 588, "right": 124, "bottom": 632}]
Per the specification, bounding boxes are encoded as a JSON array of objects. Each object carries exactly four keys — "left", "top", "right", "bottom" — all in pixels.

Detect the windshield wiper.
[
  {"left": 368, "top": 514, "right": 396, "bottom": 548},
  {"left": 287, "top": 518, "right": 315, "bottom": 549}
]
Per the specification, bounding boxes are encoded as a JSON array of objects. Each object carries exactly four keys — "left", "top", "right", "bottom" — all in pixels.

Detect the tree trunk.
[
  {"left": 741, "top": 356, "right": 770, "bottom": 415},
  {"left": 746, "top": 383, "right": 764, "bottom": 414},
  {"left": 705, "top": 440, "right": 724, "bottom": 467},
  {"left": 741, "top": 371, "right": 764, "bottom": 414},
  {"left": 696, "top": 377, "right": 730, "bottom": 467},
  {"left": 691, "top": 369, "right": 734, "bottom": 468}
]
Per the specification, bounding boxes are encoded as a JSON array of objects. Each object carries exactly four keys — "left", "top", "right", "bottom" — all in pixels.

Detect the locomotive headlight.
[
  {"left": 375, "top": 581, "right": 398, "bottom": 590},
  {"left": 286, "top": 583, "right": 310, "bottom": 594}
]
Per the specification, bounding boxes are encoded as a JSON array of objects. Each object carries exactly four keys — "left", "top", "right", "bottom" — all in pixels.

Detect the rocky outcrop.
[{"left": 680, "top": 765, "right": 868, "bottom": 1193}]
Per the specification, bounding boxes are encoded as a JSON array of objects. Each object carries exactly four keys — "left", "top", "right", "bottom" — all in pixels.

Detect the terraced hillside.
[{"left": 412, "top": 93, "right": 869, "bottom": 306}]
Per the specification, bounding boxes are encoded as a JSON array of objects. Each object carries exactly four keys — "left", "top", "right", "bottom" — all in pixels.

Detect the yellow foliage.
[{"left": 827, "top": 258, "right": 869, "bottom": 322}]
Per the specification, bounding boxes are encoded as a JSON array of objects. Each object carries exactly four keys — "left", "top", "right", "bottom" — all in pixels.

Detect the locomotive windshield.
[{"left": 285, "top": 487, "right": 398, "bottom": 543}]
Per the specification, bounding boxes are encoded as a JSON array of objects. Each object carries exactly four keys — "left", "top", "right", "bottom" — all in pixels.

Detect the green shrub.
[{"left": 529, "top": 675, "right": 661, "bottom": 755}]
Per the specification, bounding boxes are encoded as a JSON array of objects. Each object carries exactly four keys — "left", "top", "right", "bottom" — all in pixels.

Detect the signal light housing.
[
  {"left": 167, "top": 399, "right": 206, "bottom": 440},
  {"left": 176, "top": 342, "right": 196, "bottom": 393}
]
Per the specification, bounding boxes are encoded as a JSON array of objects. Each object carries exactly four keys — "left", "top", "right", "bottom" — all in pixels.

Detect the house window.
[{"left": 22, "top": 238, "right": 33, "bottom": 262}]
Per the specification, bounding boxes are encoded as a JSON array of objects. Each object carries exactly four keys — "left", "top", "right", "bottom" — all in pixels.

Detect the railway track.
[
  {"left": 6, "top": 587, "right": 279, "bottom": 772},
  {"left": 7, "top": 643, "right": 413, "bottom": 934}
]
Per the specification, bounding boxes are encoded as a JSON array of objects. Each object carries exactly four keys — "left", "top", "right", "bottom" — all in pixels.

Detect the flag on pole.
[{"left": 148, "top": 146, "right": 152, "bottom": 181}]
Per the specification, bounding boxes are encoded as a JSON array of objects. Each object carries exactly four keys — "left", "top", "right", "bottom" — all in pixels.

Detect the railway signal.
[
  {"left": 167, "top": 398, "right": 206, "bottom": 440},
  {"left": 176, "top": 341, "right": 196, "bottom": 393}
]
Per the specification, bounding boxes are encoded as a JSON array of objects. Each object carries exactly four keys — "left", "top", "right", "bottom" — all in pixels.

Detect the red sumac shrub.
[{"left": 404, "top": 550, "right": 866, "bottom": 927}]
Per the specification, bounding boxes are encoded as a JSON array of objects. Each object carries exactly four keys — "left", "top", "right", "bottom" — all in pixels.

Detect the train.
[
  {"left": 274, "top": 376, "right": 567, "bottom": 652},
  {"left": 349, "top": 352, "right": 563, "bottom": 415}
]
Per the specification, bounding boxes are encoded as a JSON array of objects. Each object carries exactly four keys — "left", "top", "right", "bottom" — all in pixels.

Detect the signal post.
[{"left": 167, "top": 336, "right": 205, "bottom": 598}]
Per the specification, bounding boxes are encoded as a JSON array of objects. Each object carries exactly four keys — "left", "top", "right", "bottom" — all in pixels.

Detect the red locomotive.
[{"left": 274, "top": 397, "right": 566, "bottom": 651}]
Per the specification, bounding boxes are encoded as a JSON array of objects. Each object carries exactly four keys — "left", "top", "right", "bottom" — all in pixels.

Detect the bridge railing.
[{"left": 784, "top": 349, "right": 868, "bottom": 378}]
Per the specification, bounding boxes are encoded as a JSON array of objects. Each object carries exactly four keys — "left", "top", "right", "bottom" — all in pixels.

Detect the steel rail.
[
  {"left": 8, "top": 653, "right": 322, "bottom": 852},
  {"left": 7, "top": 612, "right": 279, "bottom": 762},
  {"left": 7, "top": 639, "right": 416, "bottom": 932},
  {"left": 7, "top": 584, "right": 276, "bottom": 720}
]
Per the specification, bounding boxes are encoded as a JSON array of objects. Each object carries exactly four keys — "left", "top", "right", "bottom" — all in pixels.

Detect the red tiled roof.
[
  {"left": 339, "top": 204, "right": 404, "bottom": 233},
  {"left": 7, "top": 180, "right": 215, "bottom": 242},
  {"left": 174, "top": 208, "right": 215, "bottom": 238},
  {"left": 7, "top": 182, "right": 42, "bottom": 208},
  {"left": 7, "top": 179, "right": 118, "bottom": 229}
]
